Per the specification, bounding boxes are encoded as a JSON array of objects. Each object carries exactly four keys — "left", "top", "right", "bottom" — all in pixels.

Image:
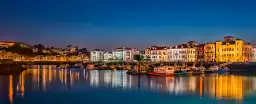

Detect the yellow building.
[
  {"left": 186, "top": 47, "right": 196, "bottom": 62},
  {"left": 204, "top": 43, "right": 215, "bottom": 62},
  {"left": 150, "top": 46, "right": 168, "bottom": 62},
  {"left": 215, "top": 36, "right": 253, "bottom": 62},
  {"left": 186, "top": 41, "right": 199, "bottom": 62}
]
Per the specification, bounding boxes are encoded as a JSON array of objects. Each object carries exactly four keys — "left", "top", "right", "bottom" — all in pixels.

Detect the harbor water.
[{"left": 0, "top": 65, "right": 256, "bottom": 104}]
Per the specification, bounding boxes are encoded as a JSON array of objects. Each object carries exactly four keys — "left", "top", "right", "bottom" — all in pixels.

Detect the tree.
[
  {"left": 134, "top": 55, "right": 145, "bottom": 73},
  {"left": 67, "top": 45, "right": 72, "bottom": 48},
  {"left": 6, "top": 43, "right": 33, "bottom": 55},
  {"left": 33, "top": 44, "right": 45, "bottom": 53}
]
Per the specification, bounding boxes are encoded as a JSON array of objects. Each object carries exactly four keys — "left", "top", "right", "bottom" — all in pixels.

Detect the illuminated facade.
[
  {"left": 186, "top": 41, "right": 198, "bottom": 62},
  {"left": 150, "top": 46, "right": 168, "bottom": 62},
  {"left": 186, "top": 46, "right": 196, "bottom": 62},
  {"left": 145, "top": 48, "right": 151, "bottom": 58},
  {"left": 103, "top": 52, "right": 113, "bottom": 62},
  {"left": 196, "top": 44, "right": 205, "bottom": 62},
  {"left": 112, "top": 47, "right": 140, "bottom": 61},
  {"left": 253, "top": 46, "right": 256, "bottom": 62},
  {"left": 0, "top": 41, "right": 15, "bottom": 48},
  {"left": 204, "top": 43, "right": 215, "bottom": 62},
  {"left": 90, "top": 49, "right": 104, "bottom": 62},
  {"left": 168, "top": 44, "right": 187, "bottom": 62},
  {"left": 215, "top": 36, "right": 253, "bottom": 62}
]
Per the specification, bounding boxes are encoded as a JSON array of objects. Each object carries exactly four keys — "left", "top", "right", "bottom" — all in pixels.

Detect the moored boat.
[
  {"left": 86, "top": 64, "right": 95, "bottom": 70},
  {"left": 205, "top": 65, "right": 219, "bottom": 73},
  {"left": 148, "top": 66, "right": 175, "bottom": 76}
]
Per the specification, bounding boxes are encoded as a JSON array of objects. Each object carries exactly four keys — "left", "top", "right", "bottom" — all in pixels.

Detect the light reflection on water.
[{"left": 1, "top": 65, "right": 256, "bottom": 104}]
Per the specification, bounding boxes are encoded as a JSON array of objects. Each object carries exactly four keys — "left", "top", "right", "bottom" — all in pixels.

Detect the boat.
[
  {"left": 86, "top": 64, "right": 95, "bottom": 70},
  {"left": 148, "top": 66, "right": 175, "bottom": 76},
  {"left": 59, "top": 64, "right": 70, "bottom": 68},
  {"left": 205, "top": 65, "right": 219, "bottom": 73},
  {"left": 218, "top": 67, "right": 229, "bottom": 74},
  {"left": 193, "top": 67, "right": 205, "bottom": 74},
  {"left": 175, "top": 68, "right": 193, "bottom": 75}
]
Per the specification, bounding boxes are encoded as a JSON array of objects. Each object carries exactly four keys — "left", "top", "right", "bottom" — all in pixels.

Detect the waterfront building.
[
  {"left": 145, "top": 48, "right": 151, "bottom": 59},
  {"left": 104, "top": 52, "right": 113, "bottom": 62},
  {"left": 112, "top": 47, "right": 140, "bottom": 62},
  {"left": 0, "top": 41, "right": 15, "bottom": 48},
  {"left": 51, "top": 48, "right": 65, "bottom": 55},
  {"left": 204, "top": 43, "right": 216, "bottom": 62},
  {"left": 196, "top": 44, "right": 205, "bottom": 62},
  {"left": 0, "top": 41, "right": 30, "bottom": 48},
  {"left": 253, "top": 46, "right": 256, "bottom": 62},
  {"left": 70, "top": 46, "right": 78, "bottom": 53},
  {"left": 215, "top": 36, "right": 253, "bottom": 62},
  {"left": 186, "top": 42, "right": 197, "bottom": 62},
  {"left": 168, "top": 44, "right": 187, "bottom": 62},
  {"left": 150, "top": 46, "right": 168, "bottom": 62},
  {"left": 90, "top": 49, "right": 104, "bottom": 62}
]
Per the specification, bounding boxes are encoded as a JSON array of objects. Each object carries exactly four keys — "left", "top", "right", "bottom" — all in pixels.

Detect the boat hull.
[{"left": 148, "top": 72, "right": 174, "bottom": 76}]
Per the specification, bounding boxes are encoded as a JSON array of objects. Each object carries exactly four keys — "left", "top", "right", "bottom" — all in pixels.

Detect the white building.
[
  {"left": 90, "top": 49, "right": 104, "bottom": 62},
  {"left": 104, "top": 52, "right": 113, "bottom": 62},
  {"left": 112, "top": 47, "right": 140, "bottom": 62},
  {"left": 253, "top": 46, "right": 256, "bottom": 62},
  {"left": 168, "top": 44, "right": 187, "bottom": 62}
]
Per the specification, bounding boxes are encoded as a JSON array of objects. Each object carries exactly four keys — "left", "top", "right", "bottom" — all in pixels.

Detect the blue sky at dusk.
[{"left": 1, "top": 0, "right": 256, "bottom": 51}]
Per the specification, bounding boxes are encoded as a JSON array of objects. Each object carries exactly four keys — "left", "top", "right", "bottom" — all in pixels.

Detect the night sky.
[{"left": 1, "top": 0, "right": 256, "bottom": 51}]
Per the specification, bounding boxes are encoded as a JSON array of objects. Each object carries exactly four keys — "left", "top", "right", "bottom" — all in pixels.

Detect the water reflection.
[{"left": 1, "top": 65, "right": 256, "bottom": 104}]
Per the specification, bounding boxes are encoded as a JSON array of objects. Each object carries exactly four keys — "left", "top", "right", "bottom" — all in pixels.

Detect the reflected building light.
[
  {"left": 21, "top": 71, "right": 25, "bottom": 97},
  {"left": 70, "top": 70, "right": 73, "bottom": 88},
  {"left": 188, "top": 76, "right": 196, "bottom": 93},
  {"left": 9, "top": 75, "right": 13, "bottom": 104},
  {"left": 42, "top": 69, "right": 46, "bottom": 91},
  {"left": 64, "top": 69, "right": 67, "bottom": 90},
  {"left": 174, "top": 77, "right": 187, "bottom": 95},
  {"left": 77, "top": 72, "right": 80, "bottom": 80},
  {"left": 199, "top": 77, "right": 203, "bottom": 97},
  {"left": 49, "top": 67, "right": 52, "bottom": 83},
  {"left": 90, "top": 70, "right": 99, "bottom": 87},
  {"left": 122, "top": 71, "right": 127, "bottom": 89},
  {"left": 253, "top": 77, "right": 256, "bottom": 91},
  {"left": 205, "top": 75, "right": 246, "bottom": 100},
  {"left": 37, "top": 68, "right": 40, "bottom": 90},
  {"left": 111, "top": 71, "right": 123, "bottom": 88},
  {"left": 104, "top": 71, "right": 111, "bottom": 86},
  {"left": 83, "top": 69, "right": 86, "bottom": 80},
  {"left": 166, "top": 77, "right": 175, "bottom": 94}
]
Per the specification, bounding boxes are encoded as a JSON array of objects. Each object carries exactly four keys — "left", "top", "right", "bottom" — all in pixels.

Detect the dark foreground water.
[{"left": 1, "top": 65, "right": 256, "bottom": 104}]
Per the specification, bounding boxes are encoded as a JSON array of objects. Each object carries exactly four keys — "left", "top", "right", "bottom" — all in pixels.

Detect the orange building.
[{"left": 204, "top": 43, "right": 215, "bottom": 62}]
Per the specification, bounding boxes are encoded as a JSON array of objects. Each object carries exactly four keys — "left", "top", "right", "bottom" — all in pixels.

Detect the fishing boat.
[
  {"left": 177, "top": 68, "right": 193, "bottom": 75},
  {"left": 205, "top": 65, "right": 219, "bottom": 73},
  {"left": 218, "top": 66, "right": 229, "bottom": 74},
  {"left": 193, "top": 67, "right": 205, "bottom": 74},
  {"left": 148, "top": 66, "right": 175, "bottom": 76},
  {"left": 59, "top": 64, "right": 70, "bottom": 68}
]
